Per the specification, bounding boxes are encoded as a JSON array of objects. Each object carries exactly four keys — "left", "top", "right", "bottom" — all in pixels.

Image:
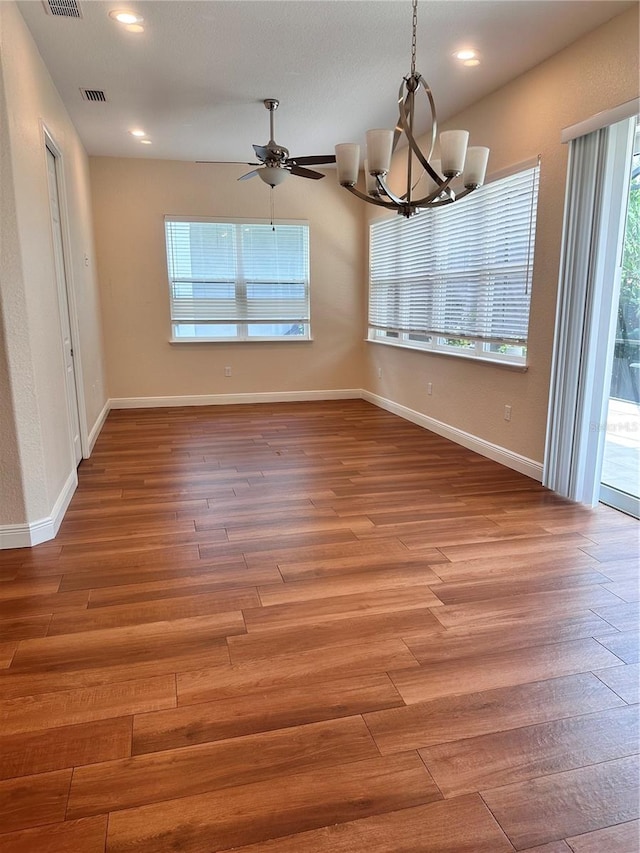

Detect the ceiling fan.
[{"left": 199, "top": 99, "right": 336, "bottom": 187}]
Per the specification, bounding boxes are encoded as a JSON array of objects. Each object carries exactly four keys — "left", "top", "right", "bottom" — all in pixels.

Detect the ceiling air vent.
[
  {"left": 80, "top": 88, "right": 107, "bottom": 103},
  {"left": 43, "top": 0, "right": 82, "bottom": 18}
]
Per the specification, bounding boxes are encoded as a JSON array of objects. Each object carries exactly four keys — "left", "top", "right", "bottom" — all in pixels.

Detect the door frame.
[
  {"left": 42, "top": 123, "right": 89, "bottom": 461},
  {"left": 544, "top": 108, "right": 636, "bottom": 510}
]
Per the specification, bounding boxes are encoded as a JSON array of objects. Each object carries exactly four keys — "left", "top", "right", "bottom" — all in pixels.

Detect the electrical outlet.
[
  {"left": 224, "top": 366, "right": 232, "bottom": 377},
  {"left": 504, "top": 405, "right": 512, "bottom": 421},
  {"left": 427, "top": 382, "right": 433, "bottom": 395}
]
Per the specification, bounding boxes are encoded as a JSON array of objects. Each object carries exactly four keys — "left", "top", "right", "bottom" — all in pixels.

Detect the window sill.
[
  {"left": 366, "top": 337, "right": 529, "bottom": 371},
  {"left": 169, "top": 337, "right": 314, "bottom": 344}
]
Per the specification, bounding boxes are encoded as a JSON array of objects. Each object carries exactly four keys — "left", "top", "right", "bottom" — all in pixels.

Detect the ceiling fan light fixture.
[
  {"left": 258, "top": 166, "right": 288, "bottom": 187},
  {"left": 334, "top": 0, "right": 489, "bottom": 217}
]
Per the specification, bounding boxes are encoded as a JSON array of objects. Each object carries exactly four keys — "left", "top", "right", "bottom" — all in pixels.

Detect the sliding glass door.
[{"left": 601, "top": 123, "right": 640, "bottom": 517}]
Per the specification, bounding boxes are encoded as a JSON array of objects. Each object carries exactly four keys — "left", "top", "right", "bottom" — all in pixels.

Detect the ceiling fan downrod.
[{"left": 264, "top": 98, "right": 279, "bottom": 144}]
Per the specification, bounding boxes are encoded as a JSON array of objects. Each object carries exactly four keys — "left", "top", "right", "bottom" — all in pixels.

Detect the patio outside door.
[{"left": 601, "top": 122, "right": 640, "bottom": 518}]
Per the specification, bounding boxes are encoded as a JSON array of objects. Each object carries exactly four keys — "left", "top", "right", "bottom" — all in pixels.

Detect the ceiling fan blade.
[
  {"left": 238, "top": 169, "right": 260, "bottom": 181},
  {"left": 287, "top": 154, "right": 336, "bottom": 166},
  {"left": 197, "top": 161, "right": 260, "bottom": 166},
  {"left": 253, "top": 144, "right": 269, "bottom": 162},
  {"left": 288, "top": 165, "right": 326, "bottom": 180}
]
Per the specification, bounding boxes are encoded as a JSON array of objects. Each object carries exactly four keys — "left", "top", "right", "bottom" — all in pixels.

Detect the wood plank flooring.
[{"left": 0, "top": 400, "right": 638, "bottom": 853}]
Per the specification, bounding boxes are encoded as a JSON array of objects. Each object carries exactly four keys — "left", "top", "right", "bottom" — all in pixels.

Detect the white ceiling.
[{"left": 17, "top": 0, "right": 634, "bottom": 165}]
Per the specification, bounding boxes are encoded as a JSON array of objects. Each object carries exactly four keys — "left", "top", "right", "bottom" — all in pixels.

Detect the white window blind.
[
  {"left": 164, "top": 218, "right": 310, "bottom": 341},
  {"left": 369, "top": 163, "right": 540, "bottom": 350}
]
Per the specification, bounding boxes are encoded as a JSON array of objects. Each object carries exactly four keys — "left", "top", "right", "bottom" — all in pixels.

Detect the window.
[
  {"left": 368, "top": 161, "right": 540, "bottom": 365},
  {"left": 164, "top": 218, "right": 310, "bottom": 341}
]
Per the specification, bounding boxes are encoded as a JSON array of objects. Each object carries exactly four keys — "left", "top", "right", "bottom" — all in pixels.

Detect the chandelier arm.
[
  {"left": 409, "top": 173, "right": 457, "bottom": 207},
  {"left": 419, "top": 195, "right": 455, "bottom": 208},
  {"left": 390, "top": 88, "right": 415, "bottom": 164},
  {"left": 396, "top": 168, "right": 456, "bottom": 205},
  {"left": 431, "top": 196, "right": 461, "bottom": 206},
  {"left": 406, "top": 88, "right": 414, "bottom": 208},
  {"left": 342, "top": 183, "right": 407, "bottom": 211},
  {"left": 375, "top": 175, "right": 407, "bottom": 207},
  {"left": 451, "top": 185, "right": 476, "bottom": 201},
  {"left": 410, "top": 189, "right": 453, "bottom": 207},
  {"left": 397, "top": 75, "right": 437, "bottom": 167},
  {"left": 402, "top": 114, "right": 437, "bottom": 179}
]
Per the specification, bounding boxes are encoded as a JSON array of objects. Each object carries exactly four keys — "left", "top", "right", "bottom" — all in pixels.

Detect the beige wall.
[
  {"left": 0, "top": 1, "right": 106, "bottom": 529},
  {"left": 363, "top": 6, "right": 639, "bottom": 465},
  {"left": 90, "top": 157, "right": 366, "bottom": 399},
  {"left": 0, "top": 58, "right": 29, "bottom": 524}
]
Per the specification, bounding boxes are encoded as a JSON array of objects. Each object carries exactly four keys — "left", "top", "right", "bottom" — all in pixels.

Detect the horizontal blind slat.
[{"left": 369, "top": 164, "right": 540, "bottom": 345}]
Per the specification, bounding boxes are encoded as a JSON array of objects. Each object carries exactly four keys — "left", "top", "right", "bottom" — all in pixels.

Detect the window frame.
[
  {"left": 164, "top": 216, "right": 311, "bottom": 343},
  {"left": 367, "top": 158, "right": 540, "bottom": 367}
]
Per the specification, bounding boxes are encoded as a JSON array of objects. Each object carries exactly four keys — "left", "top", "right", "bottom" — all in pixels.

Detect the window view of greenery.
[
  {"left": 164, "top": 220, "right": 310, "bottom": 342},
  {"left": 614, "top": 146, "right": 640, "bottom": 403}
]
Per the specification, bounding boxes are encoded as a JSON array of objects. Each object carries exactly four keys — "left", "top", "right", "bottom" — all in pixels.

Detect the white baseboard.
[
  {"left": 362, "top": 390, "right": 543, "bottom": 481},
  {"left": 0, "top": 468, "right": 77, "bottom": 550},
  {"left": 87, "top": 399, "right": 111, "bottom": 454},
  {"left": 92, "top": 389, "right": 544, "bottom": 480},
  {"left": 110, "top": 389, "right": 362, "bottom": 408},
  {"left": 1, "top": 389, "right": 543, "bottom": 550}
]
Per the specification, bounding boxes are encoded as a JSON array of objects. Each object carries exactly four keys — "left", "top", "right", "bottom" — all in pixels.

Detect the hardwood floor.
[{"left": 0, "top": 400, "right": 638, "bottom": 852}]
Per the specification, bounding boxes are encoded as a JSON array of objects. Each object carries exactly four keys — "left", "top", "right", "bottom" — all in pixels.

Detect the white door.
[{"left": 46, "top": 145, "right": 82, "bottom": 465}]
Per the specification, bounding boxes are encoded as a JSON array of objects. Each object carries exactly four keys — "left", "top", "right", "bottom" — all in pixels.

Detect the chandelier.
[{"left": 334, "top": 0, "right": 489, "bottom": 217}]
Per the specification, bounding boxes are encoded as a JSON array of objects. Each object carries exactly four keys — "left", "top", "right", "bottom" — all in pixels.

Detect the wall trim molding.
[
  {"left": 87, "top": 398, "right": 111, "bottom": 454},
  {"left": 362, "top": 390, "right": 543, "bottom": 481},
  {"left": 0, "top": 468, "right": 77, "bottom": 550},
  {"left": 110, "top": 389, "right": 362, "bottom": 408}
]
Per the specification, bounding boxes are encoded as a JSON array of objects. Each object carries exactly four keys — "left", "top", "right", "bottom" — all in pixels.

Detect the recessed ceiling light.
[
  {"left": 454, "top": 49, "right": 480, "bottom": 66},
  {"left": 125, "top": 23, "right": 144, "bottom": 33},
  {"left": 109, "top": 10, "right": 143, "bottom": 25},
  {"left": 129, "top": 129, "right": 146, "bottom": 137},
  {"left": 139, "top": 139, "right": 152, "bottom": 145}
]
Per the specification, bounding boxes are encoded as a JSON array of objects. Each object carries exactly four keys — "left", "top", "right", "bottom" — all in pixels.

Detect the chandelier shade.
[
  {"left": 335, "top": 144, "right": 360, "bottom": 186},
  {"left": 334, "top": 0, "right": 489, "bottom": 217},
  {"left": 463, "top": 147, "right": 491, "bottom": 187},
  {"left": 366, "top": 130, "right": 395, "bottom": 174}
]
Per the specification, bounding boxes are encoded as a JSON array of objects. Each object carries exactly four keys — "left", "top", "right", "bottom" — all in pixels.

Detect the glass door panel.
[{"left": 601, "top": 122, "right": 640, "bottom": 518}]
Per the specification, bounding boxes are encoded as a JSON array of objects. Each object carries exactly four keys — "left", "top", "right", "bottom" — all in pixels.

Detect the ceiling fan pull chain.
[{"left": 270, "top": 186, "right": 275, "bottom": 230}]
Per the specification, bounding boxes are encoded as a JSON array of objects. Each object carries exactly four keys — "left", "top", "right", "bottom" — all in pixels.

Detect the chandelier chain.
[{"left": 410, "top": 0, "right": 418, "bottom": 78}]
